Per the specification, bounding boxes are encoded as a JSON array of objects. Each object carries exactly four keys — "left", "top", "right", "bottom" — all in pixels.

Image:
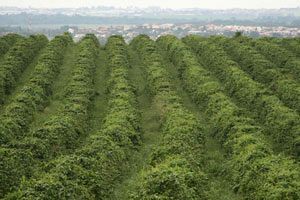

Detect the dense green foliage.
[
  {"left": 260, "top": 37, "right": 300, "bottom": 58},
  {"left": 0, "top": 34, "right": 24, "bottom": 57},
  {"left": 183, "top": 35, "right": 300, "bottom": 156},
  {"left": 22, "top": 34, "right": 97, "bottom": 158},
  {"left": 157, "top": 35, "right": 300, "bottom": 199},
  {"left": 0, "top": 35, "right": 48, "bottom": 103},
  {"left": 4, "top": 35, "right": 141, "bottom": 200},
  {"left": 0, "top": 33, "right": 299, "bottom": 199},
  {"left": 130, "top": 35, "right": 208, "bottom": 199},
  {"left": 211, "top": 36, "right": 300, "bottom": 113},
  {"left": 0, "top": 33, "right": 72, "bottom": 145},
  {"left": 0, "top": 33, "right": 72, "bottom": 197},
  {"left": 251, "top": 38, "right": 300, "bottom": 82}
]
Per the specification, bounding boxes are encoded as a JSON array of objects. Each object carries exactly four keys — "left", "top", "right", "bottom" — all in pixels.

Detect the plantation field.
[{"left": 0, "top": 33, "right": 299, "bottom": 199}]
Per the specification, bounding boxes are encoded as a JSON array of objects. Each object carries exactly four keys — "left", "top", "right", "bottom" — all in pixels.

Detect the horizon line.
[{"left": 0, "top": 5, "right": 299, "bottom": 11}]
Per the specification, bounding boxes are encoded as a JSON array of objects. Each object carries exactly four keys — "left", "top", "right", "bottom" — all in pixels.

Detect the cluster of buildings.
[
  {"left": 69, "top": 23, "right": 300, "bottom": 43},
  {"left": 202, "top": 24, "right": 300, "bottom": 37}
]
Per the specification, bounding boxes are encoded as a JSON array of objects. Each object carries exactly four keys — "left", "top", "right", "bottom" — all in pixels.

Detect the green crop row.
[
  {"left": 183, "top": 35, "right": 300, "bottom": 156},
  {"left": 0, "top": 34, "right": 24, "bottom": 57},
  {"left": 129, "top": 35, "right": 208, "bottom": 199},
  {"left": 0, "top": 33, "right": 73, "bottom": 197},
  {"left": 157, "top": 35, "right": 300, "bottom": 200},
  {"left": 0, "top": 33, "right": 72, "bottom": 145},
  {"left": 251, "top": 38, "right": 300, "bottom": 82},
  {"left": 23, "top": 34, "right": 99, "bottom": 159},
  {"left": 0, "top": 35, "right": 48, "bottom": 103},
  {"left": 4, "top": 35, "right": 141, "bottom": 200},
  {"left": 212, "top": 36, "right": 300, "bottom": 113},
  {"left": 262, "top": 37, "right": 300, "bottom": 58}
]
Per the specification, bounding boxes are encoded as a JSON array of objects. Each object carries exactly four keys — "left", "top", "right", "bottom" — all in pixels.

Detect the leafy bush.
[
  {"left": 0, "top": 35, "right": 48, "bottom": 102},
  {"left": 130, "top": 35, "right": 208, "bottom": 199},
  {"left": 213, "top": 36, "right": 300, "bottom": 113},
  {"left": 0, "top": 33, "right": 24, "bottom": 57},
  {"left": 158, "top": 35, "right": 300, "bottom": 199},
  {"left": 4, "top": 35, "right": 140, "bottom": 199},
  {"left": 182, "top": 35, "right": 300, "bottom": 155},
  {"left": 0, "top": 33, "right": 73, "bottom": 197},
  {"left": 251, "top": 38, "right": 300, "bottom": 81}
]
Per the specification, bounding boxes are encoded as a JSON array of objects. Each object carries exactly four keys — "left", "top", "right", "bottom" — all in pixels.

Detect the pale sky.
[{"left": 0, "top": 0, "right": 299, "bottom": 9}]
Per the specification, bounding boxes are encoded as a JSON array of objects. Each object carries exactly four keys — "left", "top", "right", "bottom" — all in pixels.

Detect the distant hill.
[{"left": 0, "top": 7, "right": 299, "bottom": 27}]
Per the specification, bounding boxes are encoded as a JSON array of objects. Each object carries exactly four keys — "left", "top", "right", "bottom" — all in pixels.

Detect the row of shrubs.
[
  {"left": 4, "top": 35, "right": 141, "bottom": 200},
  {"left": 212, "top": 36, "right": 300, "bottom": 114},
  {"left": 183, "top": 35, "right": 300, "bottom": 156},
  {"left": 0, "top": 33, "right": 72, "bottom": 145},
  {"left": 0, "top": 34, "right": 48, "bottom": 103},
  {"left": 251, "top": 38, "right": 300, "bottom": 82},
  {"left": 157, "top": 35, "right": 300, "bottom": 200},
  {"left": 0, "top": 34, "right": 24, "bottom": 57},
  {"left": 262, "top": 37, "right": 300, "bottom": 58},
  {"left": 129, "top": 35, "right": 208, "bottom": 199},
  {"left": 22, "top": 34, "right": 99, "bottom": 159},
  {"left": 0, "top": 33, "right": 73, "bottom": 197}
]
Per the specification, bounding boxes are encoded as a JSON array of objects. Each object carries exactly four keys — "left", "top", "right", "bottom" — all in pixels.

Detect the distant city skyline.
[{"left": 0, "top": 0, "right": 299, "bottom": 9}]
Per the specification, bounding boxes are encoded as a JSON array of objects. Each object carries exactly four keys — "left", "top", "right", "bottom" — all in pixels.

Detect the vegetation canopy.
[{"left": 0, "top": 33, "right": 299, "bottom": 200}]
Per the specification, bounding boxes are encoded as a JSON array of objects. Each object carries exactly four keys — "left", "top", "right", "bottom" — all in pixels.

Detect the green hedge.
[
  {"left": 0, "top": 33, "right": 73, "bottom": 197},
  {"left": 0, "top": 35, "right": 48, "bottom": 103},
  {"left": 157, "top": 35, "right": 300, "bottom": 199},
  {"left": 0, "top": 34, "right": 24, "bottom": 57},
  {"left": 0, "top": 33, "right": 72, "bottom": 145},
  {"left": 182, "top": 35, "right": 300, "bottom": 156},
  {"left": 4, "top": 35, "right": 141, "bottom": 200},
  {"left": 212, "top": 36, "right": 300, "bottom": 114},
  {"left": 27, "top": 34, "right": 99, "bottom": 158},
  {"left": 261, "top": 37, "right": 300, "bottom": 58},
  {"left": 129, "top": 35, "right": 208, "bottom": 199},
  {"left": 251, "top": 38, "right": 300, "bottom": 82}
]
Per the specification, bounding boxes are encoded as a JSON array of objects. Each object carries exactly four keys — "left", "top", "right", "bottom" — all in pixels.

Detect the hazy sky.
[{"left": 0, "top": 0, "right": 299, "bottom": 9}]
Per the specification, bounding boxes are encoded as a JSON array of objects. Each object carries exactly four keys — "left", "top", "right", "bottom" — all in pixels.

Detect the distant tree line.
[{"left": 0, "top": 13, "right": 299, "bottom": 27}]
